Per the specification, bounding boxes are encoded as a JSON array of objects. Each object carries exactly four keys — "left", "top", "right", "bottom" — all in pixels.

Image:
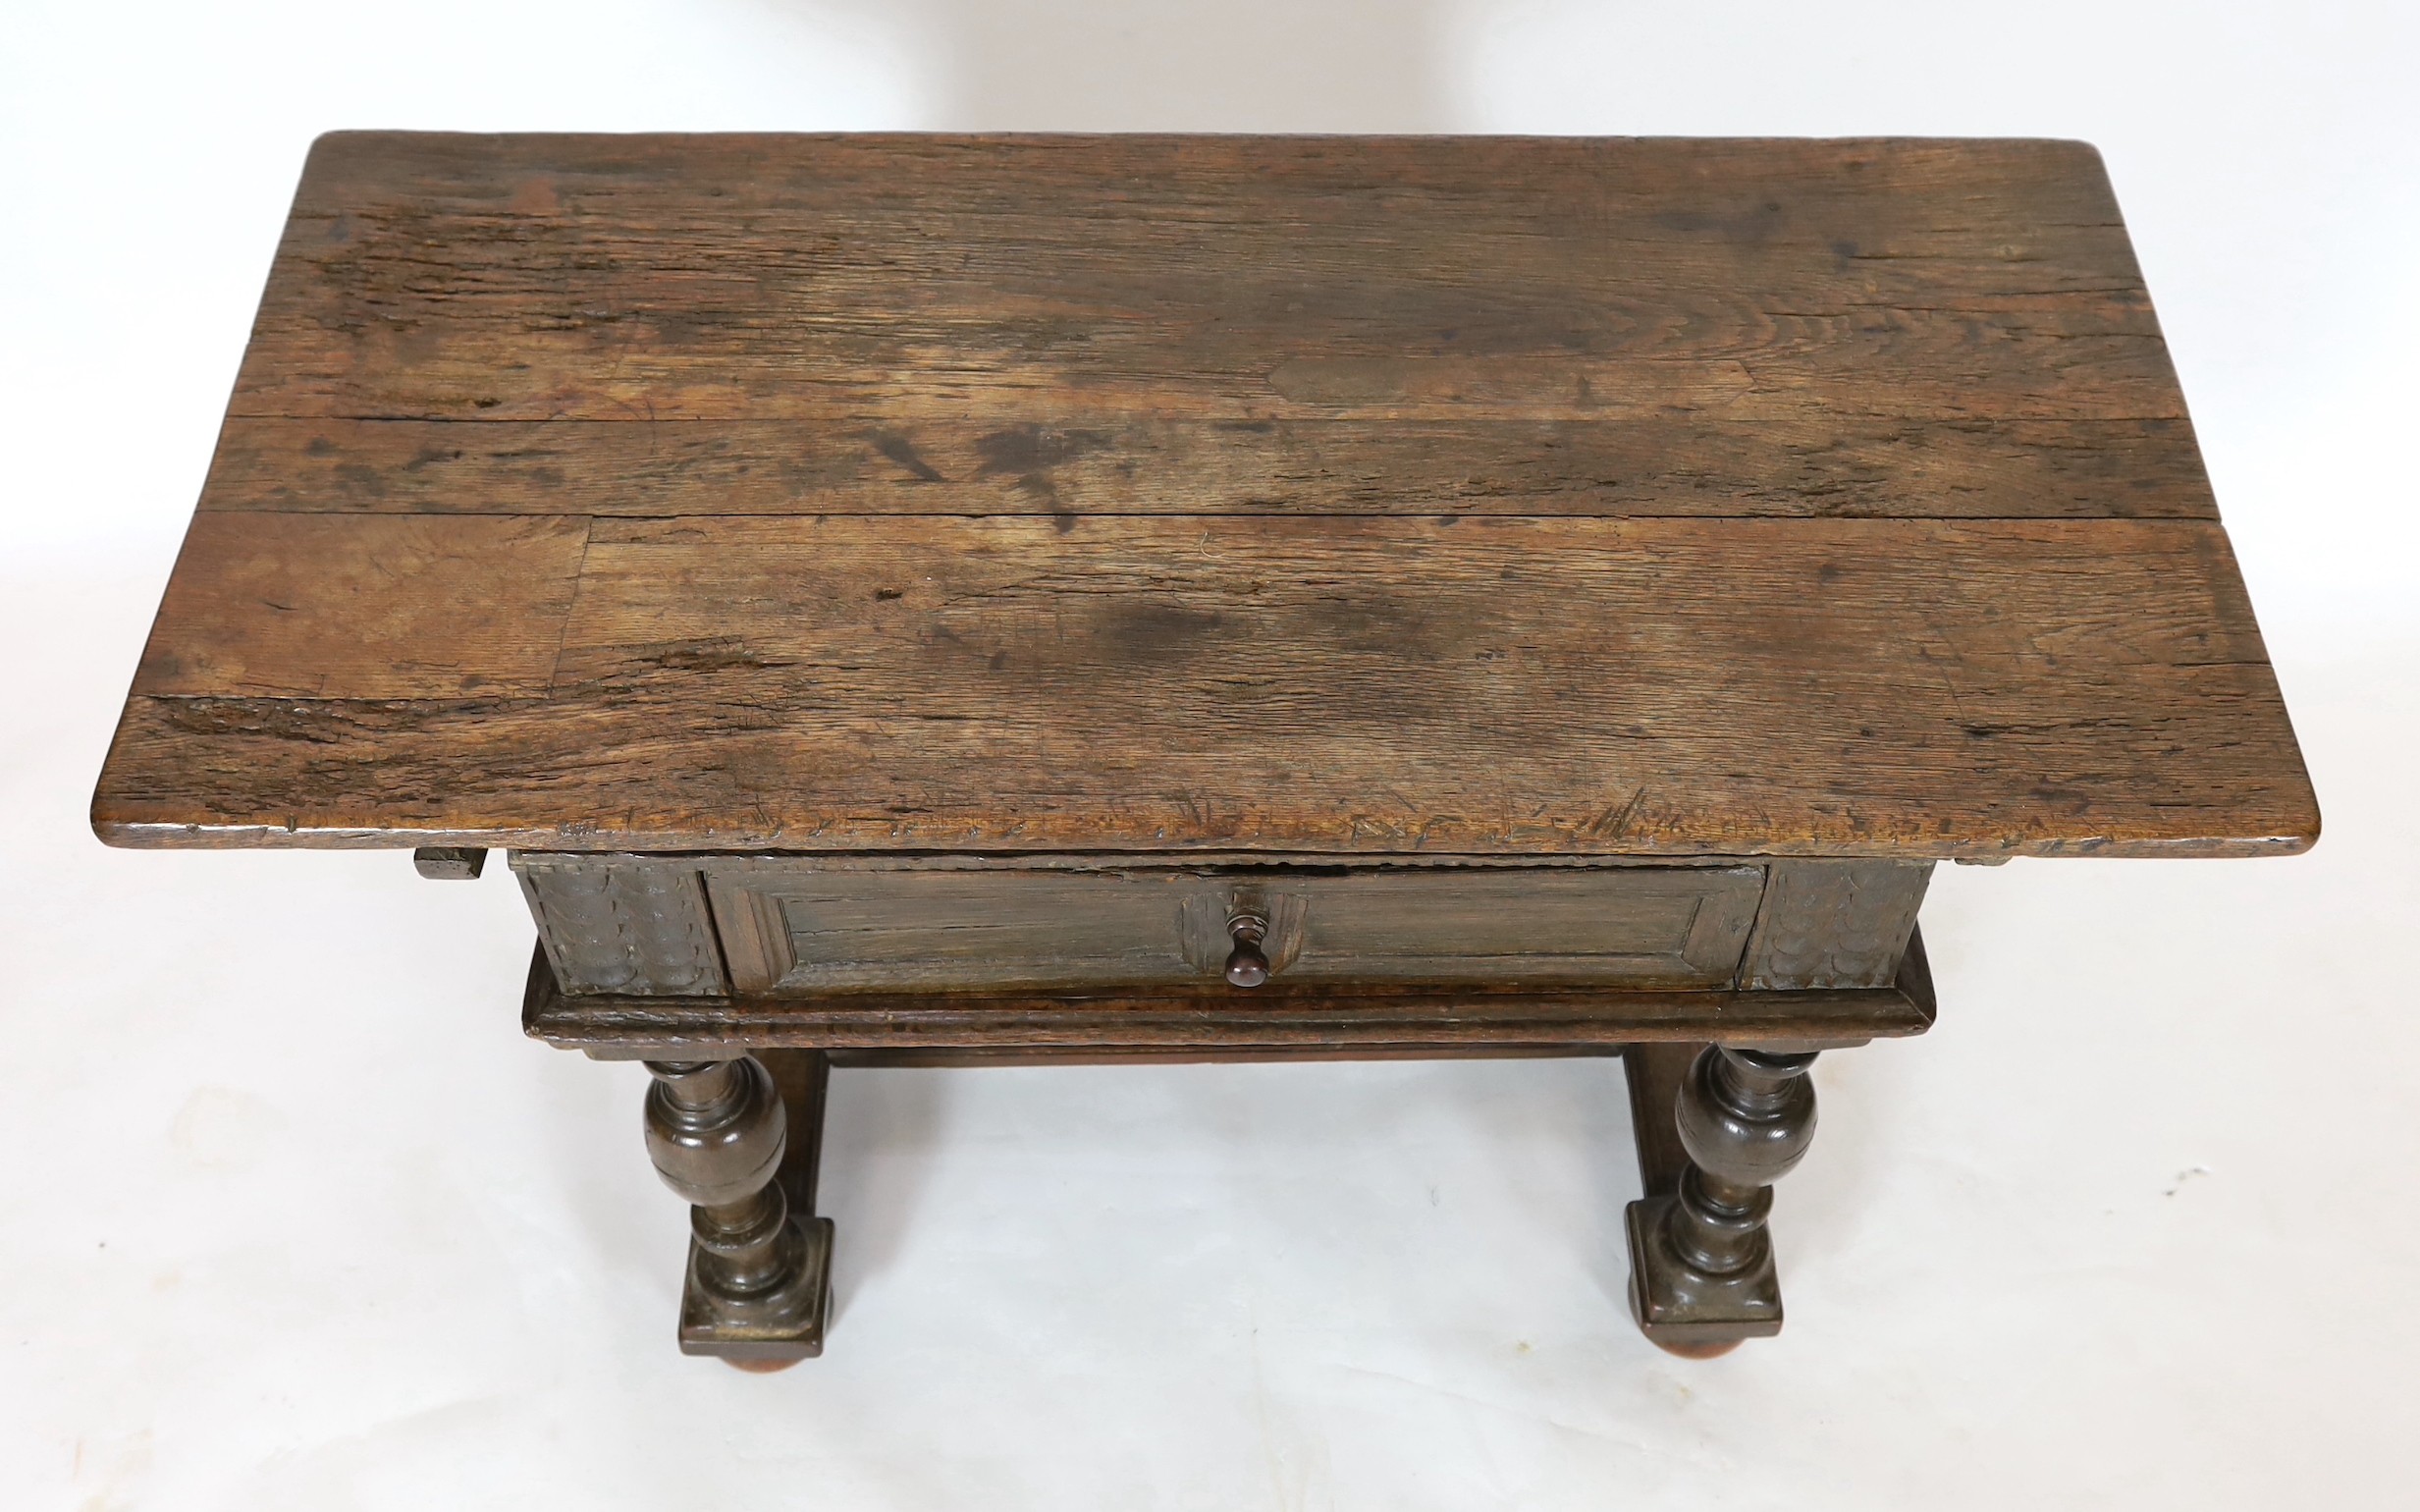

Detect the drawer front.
[{"left": 702, "top": 861, "right": 1764, "bottom": 995}]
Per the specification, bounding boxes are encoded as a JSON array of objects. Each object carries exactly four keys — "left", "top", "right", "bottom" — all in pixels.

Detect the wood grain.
[
  {"left": 196, "top": 133, "right": 2220, "bottom": 527},
  {"left": 197, "top": 414, "right": 2219, "bottom": 521},
  {"left": 133, "top": 513, "right": 585, "bottom": 699},
  {"left": 93, "top": 133, "right": 2315, "bottom": 860},
  {"left": 232, "top": 135, "right": 2183, "bottom": 427},
  {"left": 95, "top": 512, "right": 2314, "bottom": 857}
]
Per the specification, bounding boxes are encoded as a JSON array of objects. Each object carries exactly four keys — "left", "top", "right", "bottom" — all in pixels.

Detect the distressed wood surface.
[
  {"left": 92, "top": 133, "right": 2315, "bottom": 859},
  {"left": 99, "top": 513, "right": 2312, "bottom": 856},
  {"left": 134, "top": 513, "right": 587, "bottom": 699},
  {"left": 229, "top": 135, "right": 2187, "bottom": 427},
  {"left": 200, "top": 414, "right": 2218, "bottom": 522}
]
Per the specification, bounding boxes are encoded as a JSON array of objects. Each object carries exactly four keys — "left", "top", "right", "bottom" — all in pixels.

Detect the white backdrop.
[{"left": 3, "top": 3, "right": 2414, "bottom": 1507}]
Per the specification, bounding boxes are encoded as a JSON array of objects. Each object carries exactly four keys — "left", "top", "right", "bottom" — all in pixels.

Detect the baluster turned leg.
[
  {"left": 1624, "top": 1045, "right": 1818, "bottom": 1357},
  {"left": 643, "top": 1054, "right": 834, "bottom": 1369}
]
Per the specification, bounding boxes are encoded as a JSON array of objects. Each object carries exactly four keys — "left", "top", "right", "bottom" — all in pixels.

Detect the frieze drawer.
[{"left": 695, "top": 860, "right": 1767, "bottom": 996}]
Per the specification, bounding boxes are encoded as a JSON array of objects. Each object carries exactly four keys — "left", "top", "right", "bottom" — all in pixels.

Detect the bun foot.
[
  {"left": 723, "top": 1355, "right": 804, "bottom": 1374},
  {"left": 1649, "top": 1336, "right": 1744, "bottom": 1361}
]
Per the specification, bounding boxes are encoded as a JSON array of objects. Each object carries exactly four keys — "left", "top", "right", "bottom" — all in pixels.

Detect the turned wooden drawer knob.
[{"left": 1224, "top": 911, "right": 1271, "bottom": 988}]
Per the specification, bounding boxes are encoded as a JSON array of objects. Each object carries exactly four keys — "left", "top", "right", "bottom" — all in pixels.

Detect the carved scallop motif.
[
  {"left": 1742, "top": 861, "right": 1932, "bottom": 990},
  {"left": 514, "top": 854, "right": 727, "bottom": 995}
]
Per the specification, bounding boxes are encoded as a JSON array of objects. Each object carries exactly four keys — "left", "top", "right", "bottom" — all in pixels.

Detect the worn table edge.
[
  {"left": 85, "top": 812, "right": 2322, "bottom": 860},
  {"left": 301, "top": 127, "right": 2116, "bottom": 151}
]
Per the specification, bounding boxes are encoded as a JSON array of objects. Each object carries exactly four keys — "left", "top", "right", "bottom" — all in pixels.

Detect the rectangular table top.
[{"left": 92, "top": 133, "right": 2316, "bottom": 860}]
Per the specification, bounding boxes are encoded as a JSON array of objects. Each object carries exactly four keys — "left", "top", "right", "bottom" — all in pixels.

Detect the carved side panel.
[
  {"left": 1740, "top": 861, "right": 1932, "bottom": 990},
  {"left": 513, "top": 853, "right": 728, "bottom": 996}
]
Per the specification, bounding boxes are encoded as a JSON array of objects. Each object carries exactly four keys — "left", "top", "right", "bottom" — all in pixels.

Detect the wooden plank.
[
  {"left": 93, "top": 512, "right": 2315, "bottom": 858},
  {"left": 231, "top": 134, "right": 2183, "bottom": 427},
  {"left": 132, "top": 513, "right": 587, "bottom": 699},
  {"left": 196, "top": 414, "right": 2220, "bottom": 521}
]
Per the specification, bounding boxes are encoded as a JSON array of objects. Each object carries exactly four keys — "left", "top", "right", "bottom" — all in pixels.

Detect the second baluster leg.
[
  {"left": 1623, "top": 1044, "right": 1819, "bottom": 1357},
  {"left": 643, "top": 1054, "right": 834, "bottom": 1368}
]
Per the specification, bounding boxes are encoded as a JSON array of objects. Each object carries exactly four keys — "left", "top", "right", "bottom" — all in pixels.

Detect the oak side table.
[{"left": 93, "top": 134, "right": 2317, "bottom": 1368}]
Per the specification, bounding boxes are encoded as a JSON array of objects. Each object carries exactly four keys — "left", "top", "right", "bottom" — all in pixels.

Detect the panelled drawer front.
[
  {"left": 1277, "top": 870, "right": 1758, "bottom": 983},
  {"left": 702, "top": 861, "right": 1764, "bottom": 995}
]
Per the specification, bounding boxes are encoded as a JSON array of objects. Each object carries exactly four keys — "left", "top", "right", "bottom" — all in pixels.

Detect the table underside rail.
[{"left": 522, "top": 927, "right": 1935, "bottom": 1061}]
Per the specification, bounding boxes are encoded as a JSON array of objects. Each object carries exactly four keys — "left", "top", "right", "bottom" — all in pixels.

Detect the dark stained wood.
[
  {"left": 819, "top": 1046, "right": 1626, "bottom": 1068},
  {"left": 642, "top": 1053, "right": 831, "bottom": 1364},
  {"left": 411, "top": 844, "right": 487, "bottom": 880},
  {"left": 512, "top": 854, "right": 726, "bottom": 996},
  {"left": 1742, "top": 861, "right": 1932, "bottom": 989},
  {"left": 757, "top": 1049, "right": 831, "bottom": 1219},
  {"left": 582, "top": 1044, "right": 1631, "bottom": 1065},
  {"left": 97, "top": 512, "right": 2314, "bottom": 858},
  {"left": 518, "top": 936, "right": 1936, "bottom": 1055},
  {"left": 1626, "top": 1046, "right": 1820, "bottom": 1351},
  {"left": 1623, "top": 1042, "right": 1700, "bottom": 1199}
]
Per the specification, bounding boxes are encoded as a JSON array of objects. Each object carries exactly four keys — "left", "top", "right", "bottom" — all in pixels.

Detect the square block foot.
[
  {"left": 1624, "top": 1196, "right": 1782, "bottom": 1353},
  {"left": 676, "top": 1215, "right": 834, "bottom": 1364}
]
